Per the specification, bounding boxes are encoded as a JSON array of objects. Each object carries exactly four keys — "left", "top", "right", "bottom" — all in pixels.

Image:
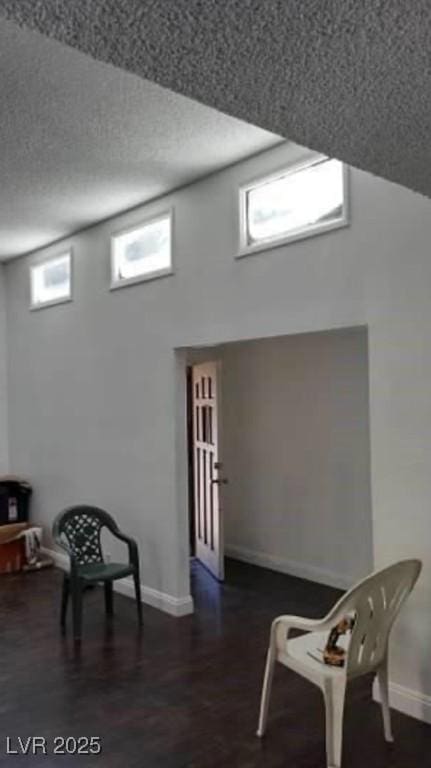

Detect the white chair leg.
[
  {"left": 376, "top": 659, "right": 394, "bottom": 742},
  {"left": 256, "top": 646, "right": 276, "bottom": 737},
  {"left": 323, "top": 680, "right": 346, "bottom": 768}
]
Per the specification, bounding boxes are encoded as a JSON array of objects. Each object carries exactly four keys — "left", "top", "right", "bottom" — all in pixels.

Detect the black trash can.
[{"left": 0, "top": 478, "right": 32, "bottom": 526}]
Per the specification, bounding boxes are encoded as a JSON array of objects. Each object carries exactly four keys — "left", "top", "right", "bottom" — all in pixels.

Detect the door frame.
[{"left": 186, "top": 366, "right": 196, "bottom": 557}]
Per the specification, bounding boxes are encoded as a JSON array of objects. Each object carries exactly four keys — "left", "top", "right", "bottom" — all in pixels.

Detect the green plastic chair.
[{"left": 52, "top": 505, "right": 142, "bottom": 640}]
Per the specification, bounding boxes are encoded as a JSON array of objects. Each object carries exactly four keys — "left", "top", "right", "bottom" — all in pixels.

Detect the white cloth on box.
[{"left": 19, "top": 526, "right": 42, "bottom": 565}]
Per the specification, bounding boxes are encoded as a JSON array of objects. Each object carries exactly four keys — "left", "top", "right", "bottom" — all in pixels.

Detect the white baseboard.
[
  {"left": 373, "top": 678, "right": 431, "bottom": 725},
  {"left": 225, "top": 544, "right": 352, "bottom": 590},
  {"left": 42, "top": 547, "right": 194, "bottom": 618},
  {"left": 114, "top": 575, "right": 193, "bottom": 617}
]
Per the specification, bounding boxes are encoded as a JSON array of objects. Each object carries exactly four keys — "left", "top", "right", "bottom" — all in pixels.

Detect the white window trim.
[
  {"left": 110, "top": 209, "right": 174, "bottom": 290},
  {"left": 237, "top": 154, "right": 349, "bottom": 258},
  {"left": 29, "top": 249, "right": 73, "bottom": 311}
]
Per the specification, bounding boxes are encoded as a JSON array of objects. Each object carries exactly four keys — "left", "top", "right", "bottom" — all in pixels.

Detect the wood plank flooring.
[{"left": 0, "top": 558, "right": 430, "bottom": 767}]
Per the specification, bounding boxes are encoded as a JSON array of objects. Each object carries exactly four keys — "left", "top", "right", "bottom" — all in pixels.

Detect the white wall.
[
  {"left": 0, "top": 265, "right": 9, "bottom": 474},
  {"left": 4, "top": 140, "right": 431, "bottom": 719},
  {"left": 221, "top": 330, "right": 373, "bottom": 588}
]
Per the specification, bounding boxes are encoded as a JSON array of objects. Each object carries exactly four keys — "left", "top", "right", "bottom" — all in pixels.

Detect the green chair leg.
[
  {"left": 71, "top": 579, "right": 83, "bottom": 641},
  {"left": 104, "top": 581, "right": 114, "bottom": 617},
  {"left": 61, "top": 575, "right": 70, "bottom": 631},
  {"left": 133, "top": 570, "right": 143, "bottom": 625}
]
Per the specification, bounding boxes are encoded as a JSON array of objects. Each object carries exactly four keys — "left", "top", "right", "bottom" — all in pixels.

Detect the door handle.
[{"left": 211, "top": 478, "right": 228, "bottom": 485}]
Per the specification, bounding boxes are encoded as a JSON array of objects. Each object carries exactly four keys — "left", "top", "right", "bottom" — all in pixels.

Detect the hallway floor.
[{"left": 0, "top": 559, "right": 430, "bottom": 767}]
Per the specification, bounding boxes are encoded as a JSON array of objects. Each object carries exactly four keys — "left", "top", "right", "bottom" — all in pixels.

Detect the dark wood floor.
[{"left": 0, "top": 559, "right": 430, "bottom": 767}]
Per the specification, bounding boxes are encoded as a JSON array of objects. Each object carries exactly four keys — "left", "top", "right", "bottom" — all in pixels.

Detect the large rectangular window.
[
  {"left": 111, "top": 212, "right": 173, "bottom": 288},
  {"left": 239, "top": 156, "right": 347, "bottom": 255},
  {"left": 30, "top": 251, "right": 72, "bottom": 309}
]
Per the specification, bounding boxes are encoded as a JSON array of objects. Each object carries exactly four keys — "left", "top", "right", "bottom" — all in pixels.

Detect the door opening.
[{"left": 181, "top": 328, "right": 373, "bottom": 609}]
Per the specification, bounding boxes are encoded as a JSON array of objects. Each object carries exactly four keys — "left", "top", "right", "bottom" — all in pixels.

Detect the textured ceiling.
[
  {"left": 0, "top": 19, "right": 279, "bottom": 259},
  {"left": 1, "top": 0, "right": 430, "bottom": 201}
]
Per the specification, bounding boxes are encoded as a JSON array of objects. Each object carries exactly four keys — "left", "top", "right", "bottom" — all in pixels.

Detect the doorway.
[{"left": 183, "top": 328, "right": 373, "bottom": 596}]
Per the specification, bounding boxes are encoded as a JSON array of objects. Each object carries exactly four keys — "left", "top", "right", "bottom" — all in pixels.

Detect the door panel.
[{"left": 192, "top": 361, "right": 224, "bottom": 580}]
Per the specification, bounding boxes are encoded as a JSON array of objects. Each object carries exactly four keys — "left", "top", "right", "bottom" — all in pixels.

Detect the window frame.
[
  {"left": 238, "top": 154, "right": 349, "bottom": 258},
  {"left": 29, "top": 249, "right": 73, "bottom": 311},
  {"left": 110, "top": 209, "right": 174, "bottom": 290}
]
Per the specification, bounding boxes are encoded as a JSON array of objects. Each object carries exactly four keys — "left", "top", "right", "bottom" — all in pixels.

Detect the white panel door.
[{"left": 192, "top": 361, "right": 225, "bottom": 581}]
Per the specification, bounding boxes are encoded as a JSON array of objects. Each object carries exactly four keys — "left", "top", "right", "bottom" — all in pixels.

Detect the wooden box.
[{"left": 0, "top": 523, "right": 27, "bottom": 574}]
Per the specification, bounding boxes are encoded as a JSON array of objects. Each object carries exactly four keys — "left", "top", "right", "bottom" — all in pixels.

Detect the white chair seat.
[{"left": 280, "top": 631, "right": 349, "bottom": 683}]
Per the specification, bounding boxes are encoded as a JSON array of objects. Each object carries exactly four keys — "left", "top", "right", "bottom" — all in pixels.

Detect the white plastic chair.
[{"left": 257, "top": 559, "right": 422, "bottom": 768}]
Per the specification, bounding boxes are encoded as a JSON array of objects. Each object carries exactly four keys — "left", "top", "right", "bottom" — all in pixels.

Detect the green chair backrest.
[{"left": 53, "top": 505, "right": 118, "bottom": 566}]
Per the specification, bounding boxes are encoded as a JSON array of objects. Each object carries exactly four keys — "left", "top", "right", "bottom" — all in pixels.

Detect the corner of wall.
[{"left": 0, "top": 262, "right": 10, "bottom": 474}]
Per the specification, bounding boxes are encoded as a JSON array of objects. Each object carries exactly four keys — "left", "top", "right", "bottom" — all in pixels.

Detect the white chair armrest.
[{"left": 271, "top": 614, "right": 334, "bottom": 649}]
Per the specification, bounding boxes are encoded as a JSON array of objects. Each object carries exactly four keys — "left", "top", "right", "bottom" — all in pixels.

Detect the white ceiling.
[
  {"left": 5, "top": 2, "right": 431, "bottom": 204},
  {"left": 0, "top": 19, "right": 280, "bottom": 260}
]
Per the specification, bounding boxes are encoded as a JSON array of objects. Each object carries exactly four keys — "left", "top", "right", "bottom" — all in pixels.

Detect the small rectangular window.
[
  {"left": 111, "top": 212, "right": 173, "bottom": 288},
  {"left": 239, "top": 156, "right": 347, "bottom": 256},
  {"left": 30, "top": 251, "right": 72, "bottom": 309}
]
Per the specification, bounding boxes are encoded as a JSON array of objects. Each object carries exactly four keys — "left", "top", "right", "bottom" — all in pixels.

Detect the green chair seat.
[{"left": 77, "top": 562, "right": 134, "bottom": 582}]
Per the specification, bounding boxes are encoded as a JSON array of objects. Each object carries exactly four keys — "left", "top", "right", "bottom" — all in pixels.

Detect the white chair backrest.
[{"left": 326, "top": 559, "right": 421, "bottom": 677}]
